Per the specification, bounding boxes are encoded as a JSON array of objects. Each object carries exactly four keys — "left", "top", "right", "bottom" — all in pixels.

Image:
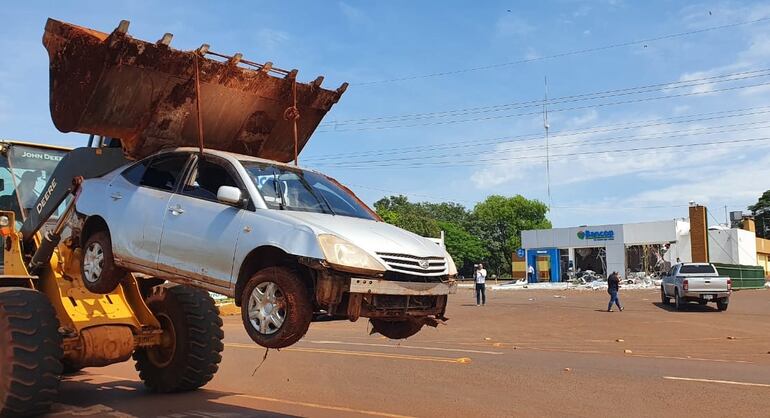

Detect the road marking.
[
  {"left": 225, "top": 342, "right": 471, "bottom": 364},
  {"left": 222, "top": 393, "right": 416, "bottom": 418},
  {"left": 632, "top": 354, "right": 751, "bottom": 364},
  {"left": 307, "top": 340, "right": 503, "bottom": 355},
  {"left": 663, "top": 376, "right": 770, "bottom": 388}
]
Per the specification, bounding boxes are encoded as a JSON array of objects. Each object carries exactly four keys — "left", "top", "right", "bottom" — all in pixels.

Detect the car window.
[
  {"left": 679, "top": 264, "right": 716, "bottom": 274},
  {"left": 139, "top": 154, "right": 189, "bottom": 192},
  {"left": 181, "top": 157, "right": 241, "bottom": 203},
  {"left": 121, "top": 159, "right": 152, "bottom": 186}
]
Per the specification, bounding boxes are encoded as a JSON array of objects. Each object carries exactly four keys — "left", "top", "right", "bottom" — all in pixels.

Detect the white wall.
[
  {"left": 623, "top": 220, "right": 677, "bottom": 245},
  {"left": 708, "top": 229, "right": 757, "bottom": 265}
]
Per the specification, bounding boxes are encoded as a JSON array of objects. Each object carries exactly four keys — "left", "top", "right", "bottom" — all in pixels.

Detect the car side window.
[
  {"left": 139, "top": 154, "right": 189, "bottom": 192},
  {"left": 181, "top": 157, "right": 241, "bottom": 203},
  {"left": 121, "top": 158, "right": 152, "bottom": 186}
]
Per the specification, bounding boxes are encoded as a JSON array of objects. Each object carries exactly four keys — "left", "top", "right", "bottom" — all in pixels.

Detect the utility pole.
[
  {"left": 543, "top": 76, "right": 552, "bottom": 210},
  {"left": 724, "top": 205, "right": 728, "bottom": 227}
]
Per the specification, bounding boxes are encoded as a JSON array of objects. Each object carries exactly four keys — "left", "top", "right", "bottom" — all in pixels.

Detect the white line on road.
[
  {"left": 664, "top": 376, "right": 770, "bottom": 388},
  {"left": 307, "top": 340, "right": 503, "bottom": 355}
]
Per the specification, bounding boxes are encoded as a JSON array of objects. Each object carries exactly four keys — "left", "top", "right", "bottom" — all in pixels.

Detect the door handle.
[
  {"left": 110, "top": 192, "right": 123, "bottom": 201},
  {"left": 168, "top": 205, "right": 184, "bottom": 215}
]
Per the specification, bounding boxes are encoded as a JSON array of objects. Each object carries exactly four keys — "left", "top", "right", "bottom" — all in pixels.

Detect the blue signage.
[
  {"left": 577, "top": 229, "right": 615, "bottom": 241},
  {"left": 516, "top": 248, "right": 525, "bottom": 258}
]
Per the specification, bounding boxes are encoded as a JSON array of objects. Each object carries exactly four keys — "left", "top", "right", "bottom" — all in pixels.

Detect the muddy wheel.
[
  {"left": 717, "top": 298, "right": 729, "bottom": 311},
  {"left": 370, "top": 318, "right": 424, "bottom": 340},
  {"left": 81, "top": 230, "right": 127, "bottom": 294},
  {"left": 241, "top": 267, "right": 312, "bottom": 349},
  {"left": 0, "top": 287, "right": 63, "bottom": 417},
  {"left": 660, "top": 287, "right": 670, "bottom": 305},
  {"left": 134, "top": 285, "right": 223, "bottom": 392}
]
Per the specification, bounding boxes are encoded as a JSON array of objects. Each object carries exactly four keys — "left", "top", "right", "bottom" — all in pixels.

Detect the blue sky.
[{"left": 2, "top": 1, "right": 770, "bottom": 227}]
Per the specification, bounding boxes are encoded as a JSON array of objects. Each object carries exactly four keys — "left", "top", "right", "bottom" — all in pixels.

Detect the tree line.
[{"left": 374, "top": 195, "right": 551, "bottom": 277}]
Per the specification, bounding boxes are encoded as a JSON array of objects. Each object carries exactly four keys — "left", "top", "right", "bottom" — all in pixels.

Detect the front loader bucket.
[{"left": 43, "top": 18, "right": 347, "bottom": 162}]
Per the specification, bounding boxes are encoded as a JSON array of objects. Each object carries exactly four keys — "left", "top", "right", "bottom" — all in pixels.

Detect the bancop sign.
[{"left": 577, "top": 229, "right": 614, "bottom": 241}]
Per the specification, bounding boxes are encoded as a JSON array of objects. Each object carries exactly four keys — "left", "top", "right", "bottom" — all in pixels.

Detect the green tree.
[
  {"left": 472, "top": 195, "right": 551, "bottom": 275},
  {"left": 374, "top": 195, "right": 441, "bottom": 238},
  {"left": 749, "top": 190, "right": 770, "bottom": 239},
  {"left": 438, "top": 220, "right": 489, "bottom": 275}
]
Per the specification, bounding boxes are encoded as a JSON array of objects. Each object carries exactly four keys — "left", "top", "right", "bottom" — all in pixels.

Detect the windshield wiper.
[{"left": 273, "top": 171, "right": 286, "bottom": 210}]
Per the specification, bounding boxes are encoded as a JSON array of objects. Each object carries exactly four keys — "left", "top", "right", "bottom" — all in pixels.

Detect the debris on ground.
[
  {"left": 727, "top": 336, "right": 736, "bottom": 340},
  {"left": 563, "top": 368, "right": 572, "bottom": 372},
  {"left": 624, "top": 349, "right": 633, "bottom": 354},
  {"left": 616, "top": 339, "right": 625, "bottom": 343},
  {"left": 484, "top": 337, "right": 492, "bottom": 341}
]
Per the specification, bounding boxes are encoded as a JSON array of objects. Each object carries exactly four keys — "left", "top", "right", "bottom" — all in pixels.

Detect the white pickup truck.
[{"left": 660, "top": 263, "right": 731, "bottom": 311}]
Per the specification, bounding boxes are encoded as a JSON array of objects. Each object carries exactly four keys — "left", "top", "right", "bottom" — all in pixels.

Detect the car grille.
[{"left": 376, "top": 252, "right": 447, "bottom": 277}]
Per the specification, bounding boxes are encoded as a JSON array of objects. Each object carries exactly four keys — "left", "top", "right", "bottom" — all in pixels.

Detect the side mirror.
[{"left": 217, "top": 185, "right": 243, "bottom": 206}]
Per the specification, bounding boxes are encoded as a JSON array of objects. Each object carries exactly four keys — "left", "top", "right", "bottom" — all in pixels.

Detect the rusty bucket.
[{"left": 43, "top": 18, "right": 347, "bottom": 162}]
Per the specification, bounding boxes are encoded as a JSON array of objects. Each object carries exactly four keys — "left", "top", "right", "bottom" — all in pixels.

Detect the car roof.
[{"left": 158, "top": 147, "right": 325, "bottom": 175}]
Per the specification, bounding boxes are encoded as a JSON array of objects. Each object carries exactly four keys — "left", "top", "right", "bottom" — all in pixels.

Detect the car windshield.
[{"left": 242, "top": 161, "right": 375, "bottom": 220}]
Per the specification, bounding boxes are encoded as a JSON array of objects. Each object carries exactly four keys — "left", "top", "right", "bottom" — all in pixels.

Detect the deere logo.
[{"left": 577, "top": 229, "right": 614, "bottom": 241}]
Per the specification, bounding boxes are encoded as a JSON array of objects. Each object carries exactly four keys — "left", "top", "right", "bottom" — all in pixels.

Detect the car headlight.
[
  {"left": 317, "top": 234, "right": 386, "bottom": 274},
  {"left": 446, "top": 253, "right": 458, "bottom": 277}
]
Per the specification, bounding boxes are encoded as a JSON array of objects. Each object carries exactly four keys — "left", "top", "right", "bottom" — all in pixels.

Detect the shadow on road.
[
  {"left": 651, "top": 302, "right": 718, "bottom": 312},
  {"left": 50, "top": 373, "right": 298, "bottom": 418}
]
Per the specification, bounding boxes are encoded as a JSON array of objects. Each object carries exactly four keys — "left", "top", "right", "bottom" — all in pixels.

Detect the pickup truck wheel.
[
  {"left": 0, "top": 287, "right": 63, "bottom": 417},
  {"left": 370, "top": 318, "right": 424, "bottom": 340},
  {"left": 660, "top": 287, "right": 670, "bottom": 305},
  {"left": 674, "top": 289, "right": 684, "bottom": 311},
  {"left": 81, "top": 230, "right": 127, "bottom": 294},
  {"left": 134, "top": 285, "right": 224, "bottom": 392},
  {"left": 241, "top": 267, "right": 312, "bottom": 349},
  {"left": 716, "top": 298, "right": 729, "bottom": 311}
]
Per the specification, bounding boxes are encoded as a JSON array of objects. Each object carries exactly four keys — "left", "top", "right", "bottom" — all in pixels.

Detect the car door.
[
  {"left": 663, "top": 265, "right": 677, "bottom": 295},
  {"left": 107, "top": 152, "right": 192, "bottom": 270},
  {"left": 157, "top": 154, "right": 249, "bottom": 290}
]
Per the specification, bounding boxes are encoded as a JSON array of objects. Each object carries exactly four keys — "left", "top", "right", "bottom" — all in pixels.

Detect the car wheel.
[
  {"left": 717, "top": 298, "right": 729, "bottom": 311},
  {"left": 674, "top": 289, "right": 683, "bottom": 311},
  {"left": 370, "top": 318, "right": 424, "bottom": 339},
  {"left": 241, "top": 267, "right": 312, "bottom": 349},
  {"left": 660, "top": 287, "right": 670, "bottom": 305},
  {"left": 81, "top": 230, "right": 127, "bottom": 294}
]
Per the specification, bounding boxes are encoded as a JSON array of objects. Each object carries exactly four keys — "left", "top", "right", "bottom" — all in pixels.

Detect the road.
[{"left": 47, "top": 287, "right": 770, "bottom": 417}]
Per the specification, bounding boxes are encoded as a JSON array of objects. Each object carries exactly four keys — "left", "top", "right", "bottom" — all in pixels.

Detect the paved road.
[{"left": 47, "top": 288, "right": 770, "bottom": 417}]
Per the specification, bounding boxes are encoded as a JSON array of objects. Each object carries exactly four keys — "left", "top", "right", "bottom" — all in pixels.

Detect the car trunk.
[
  {"left": 683, "top": 276, "right": 730, "bottom": 292},
  {"left": 42, "top": 18, "right": 347, "bottom": 162}
]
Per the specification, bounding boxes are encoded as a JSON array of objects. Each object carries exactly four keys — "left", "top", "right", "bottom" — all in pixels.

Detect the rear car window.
[{"left": 679, "top": 264, "right": 716, "bottom": 274}]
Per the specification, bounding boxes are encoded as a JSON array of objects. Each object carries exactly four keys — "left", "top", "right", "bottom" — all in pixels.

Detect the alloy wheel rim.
[
  {"left": 83, "top": 242, "right": 105, "bottom": 283},
  {"left": 247, "top": 281, "right": 286, "bottom": 335}
]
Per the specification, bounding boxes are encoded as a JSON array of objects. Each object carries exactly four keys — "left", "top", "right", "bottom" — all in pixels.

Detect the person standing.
[
  {"left": 475, "top": 264, "right": 487, "bottom": 306},
  {"left": 607, "top": 271, "right": 623, "bottom": 312},
  {"left": 527, "top": 264, "right": 535, "bottom": 283}
]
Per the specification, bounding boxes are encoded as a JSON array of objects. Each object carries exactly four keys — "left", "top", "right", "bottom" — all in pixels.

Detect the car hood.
[{"left": 278, "top": 211, "right": 446, "bottom": 258}]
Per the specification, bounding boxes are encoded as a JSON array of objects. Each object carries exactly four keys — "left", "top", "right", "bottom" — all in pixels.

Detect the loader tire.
[
  {"left": 241, "top": 267, "right": 313, "bottom": 349},
  {"left": 134, "top": 284, "right": 223, "bottom": 393},
  {"left": 81, "top": 230, "right": 127, "bottom": 294},
  {"left": 370, "top": 318, "right": 424, "bottom": 340},
  {"left": 0, "top": 287, "right": 63, "bottom": 417}
]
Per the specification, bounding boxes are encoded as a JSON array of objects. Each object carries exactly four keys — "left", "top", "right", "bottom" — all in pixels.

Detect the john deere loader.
[{"left": 0, "top": 18, "right": 344, "bottom": 417}]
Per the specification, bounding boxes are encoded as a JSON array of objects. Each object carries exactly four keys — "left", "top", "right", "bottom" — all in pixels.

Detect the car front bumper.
[{"left": 349, "top": 278, "right": 457, "bottom": 296}]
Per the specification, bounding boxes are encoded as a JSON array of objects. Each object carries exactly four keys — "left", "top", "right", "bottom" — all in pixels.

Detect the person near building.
[
  {"left": 475, "top": 263, "right": 487, "bottom": 306},
  {"left": 607, "top": 271, "right": 623, "bottom": 312},
  {"left": 527, "top": 264, "right": 535, "bottom": 283}
]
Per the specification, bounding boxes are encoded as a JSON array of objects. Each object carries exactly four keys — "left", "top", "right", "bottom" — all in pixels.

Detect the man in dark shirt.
[{"left": 607, "top": 271, "right": 623, "bottom": 312}]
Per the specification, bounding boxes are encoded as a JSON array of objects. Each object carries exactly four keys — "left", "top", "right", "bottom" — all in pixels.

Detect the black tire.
[
  {"left": 717, "top": 298, "right": 729, "bottom": 311},
  {"left": 240, "top": 267, "right": 312, "bottom": 349},
  {"left": 133, "top": 284, "right": 223, "bottom": 393},
  {"left": 60, "top": 360, "right": 83, "bottom": 375},
  {"left": 0, "top": 287, "right": 63, "bottom": 417},
  {"left": 674, "top": 289, "right": 684, "bottom": 311},
  {"left": 81, "top": 230, "right": 127, "bottom": 294},
  {"left": 660, "top": 287, "right": 670, "bottom": 305},
  {"left": 370, "top": 318, "right": 424, "bottom": 340}
]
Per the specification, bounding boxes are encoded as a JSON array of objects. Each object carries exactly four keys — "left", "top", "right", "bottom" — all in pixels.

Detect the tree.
[
  {"left": 472, "top": 195, "right": 551, "bottom": 276},
  {"left": 437, "top": 220, "right": 489, "bottom": 276},
  {"left": 374, "top": 195, "right": 441, "bottom": 238},
  {"left": 749, "top": 190, "right": 770, "bottom": 239}
]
